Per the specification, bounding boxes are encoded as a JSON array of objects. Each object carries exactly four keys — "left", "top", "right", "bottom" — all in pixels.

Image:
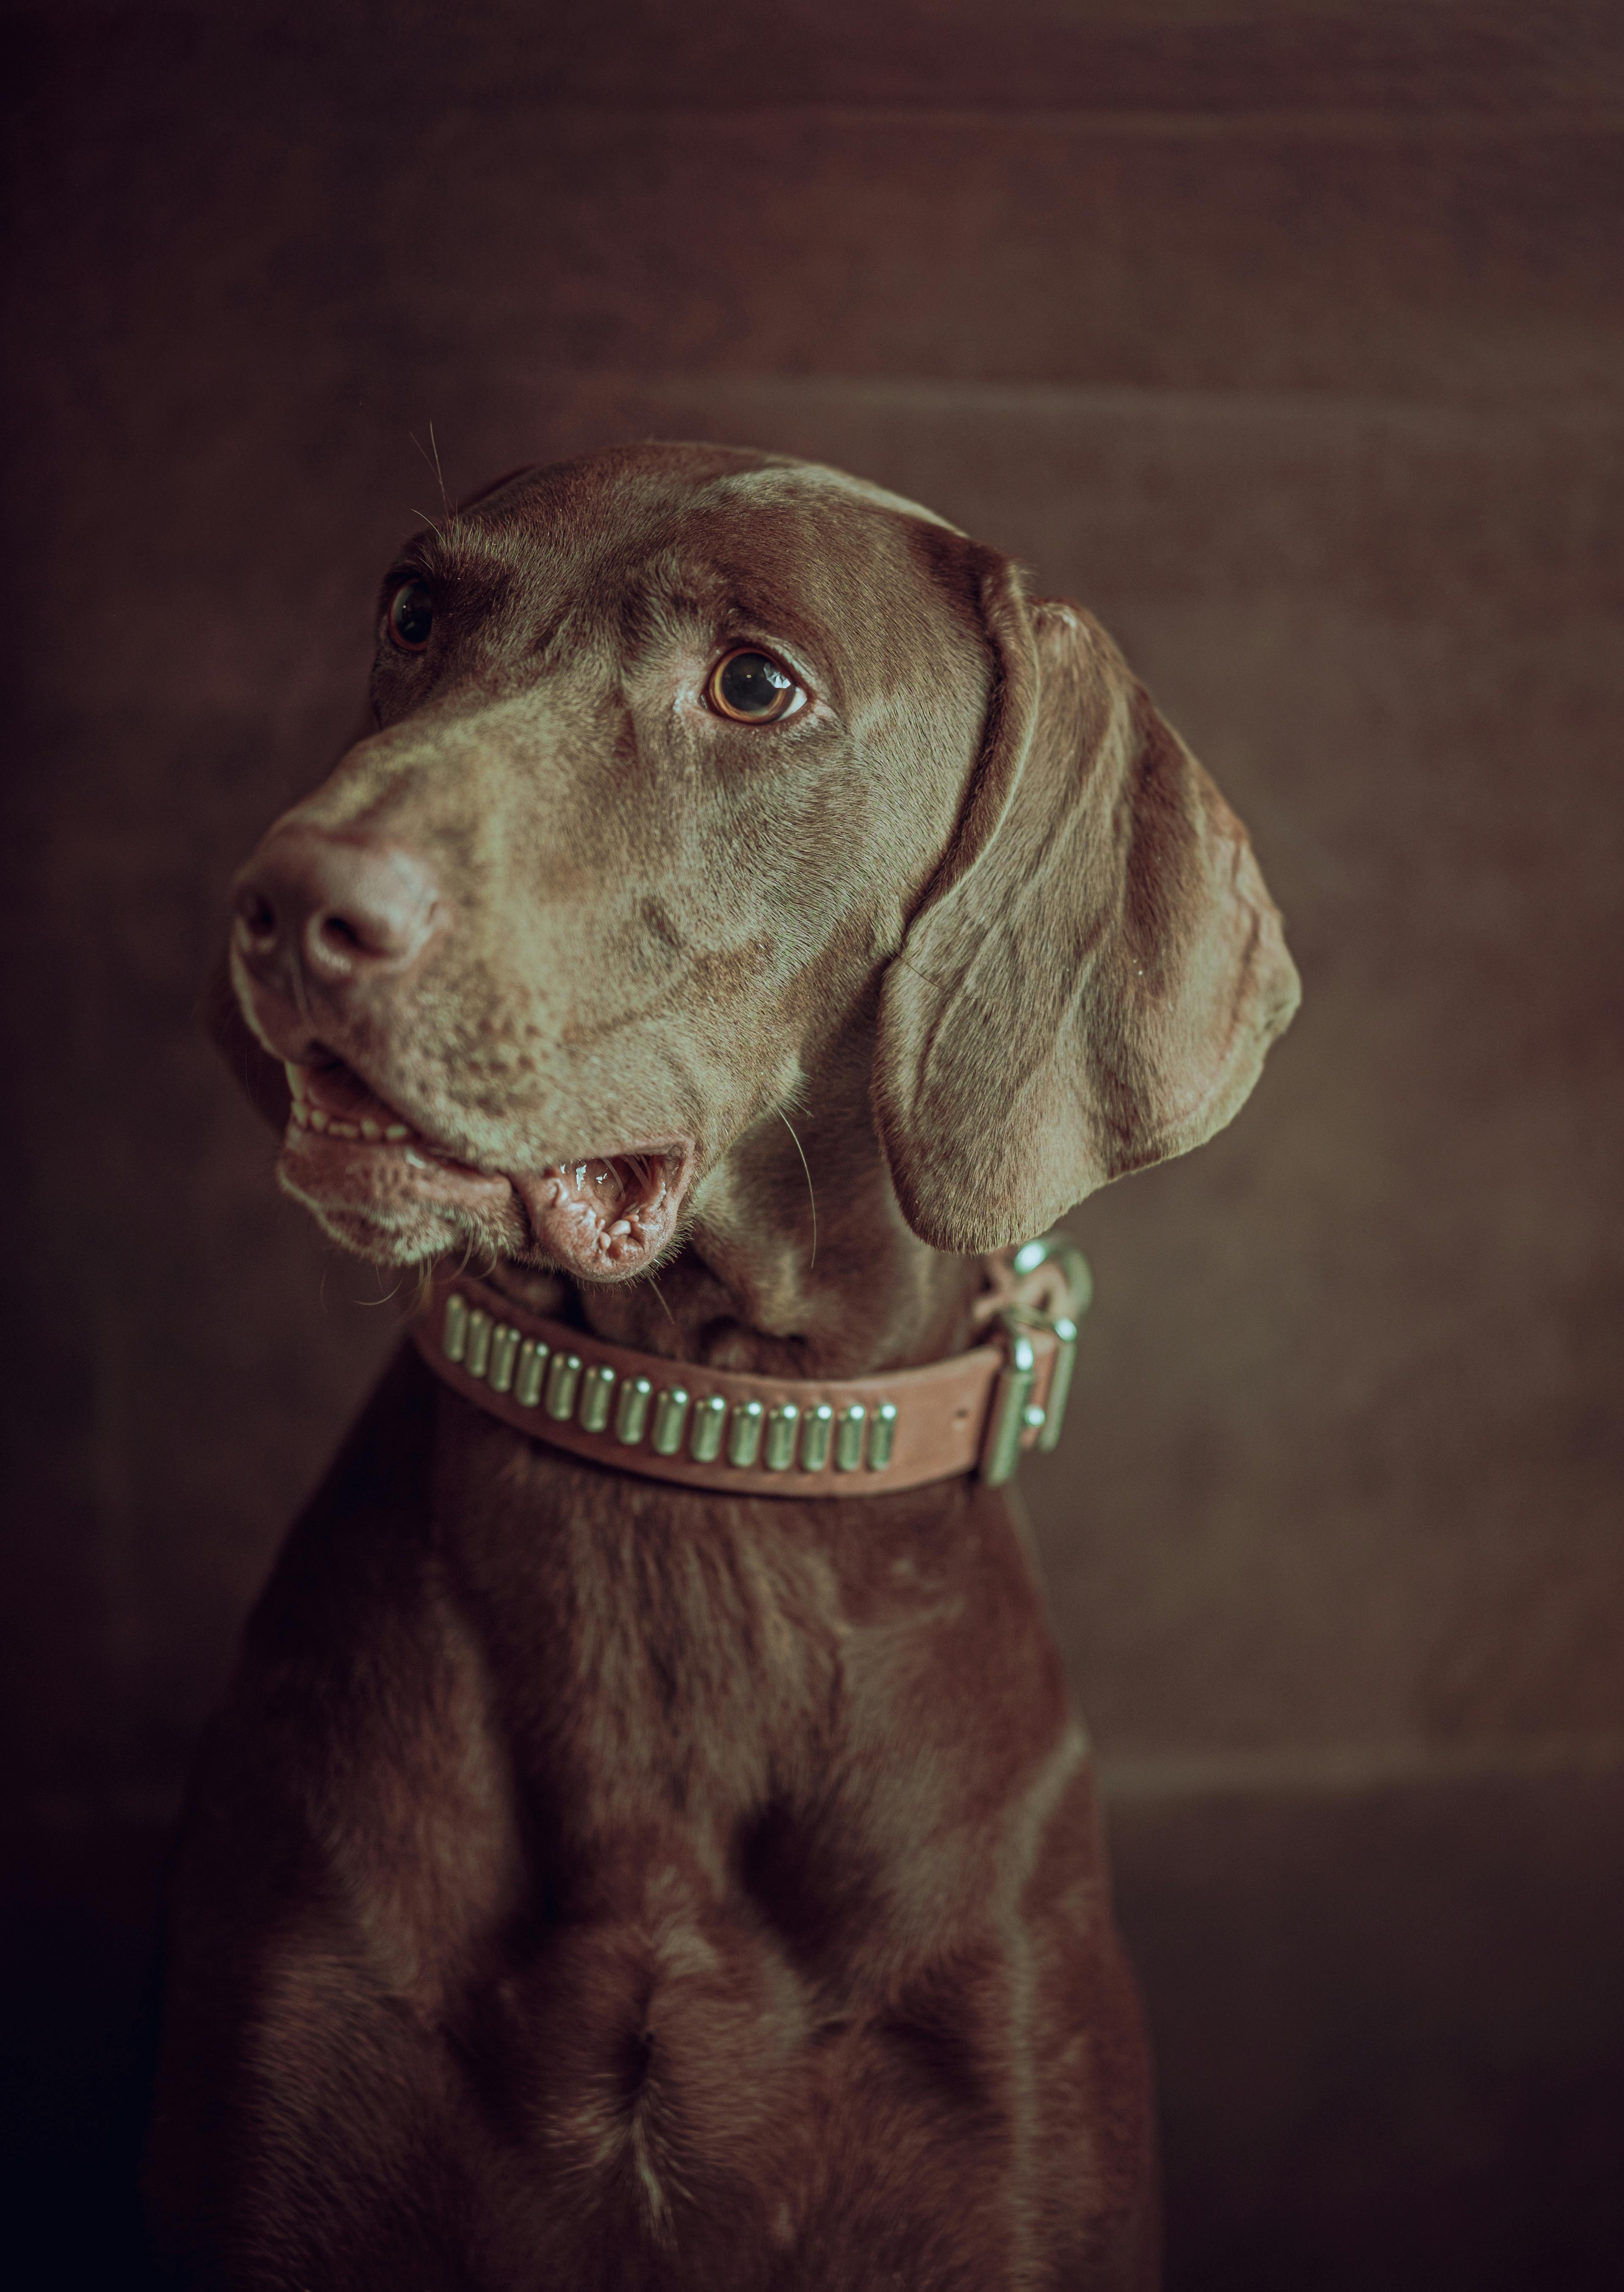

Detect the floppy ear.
[{"left": 872, "top": 553, "right": 1301, "bottom": 1254}]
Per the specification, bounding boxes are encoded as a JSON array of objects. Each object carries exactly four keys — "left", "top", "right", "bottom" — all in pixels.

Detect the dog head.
[{"left": 226, "top": 442, "right": 1299, "bottom": 1282}]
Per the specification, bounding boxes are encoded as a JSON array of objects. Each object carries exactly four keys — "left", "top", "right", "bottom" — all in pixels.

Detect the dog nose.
[{"left": 233, "top": 828, "right": 439, "bottom": 993}]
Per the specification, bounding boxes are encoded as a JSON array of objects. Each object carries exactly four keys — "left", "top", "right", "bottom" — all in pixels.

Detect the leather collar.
[{"left": 409, "top": 1233, "right": 1090, "bottom": 1498}]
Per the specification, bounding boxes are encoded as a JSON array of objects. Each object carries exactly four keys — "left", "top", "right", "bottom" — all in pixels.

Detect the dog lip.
[
  {"left": 282, "top": 1055, "right": 490, "bottom": 1166},
  {"left": 281, "top": 1050, "right": 694, "bottom": 1270},
  {"left": 510, "top": 1139, "right": 695, "bottom": 1279}
]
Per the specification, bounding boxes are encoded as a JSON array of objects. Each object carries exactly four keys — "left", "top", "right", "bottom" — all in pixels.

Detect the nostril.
[
  {"left": 236, "top": 886, "right": 279, "bottom": 943},
  {"left": 235, "top": 829, "right": 439, "bottom": 989},
  {"left": 306, "top": 900, "right": 420, "bottom": 969},
  {"left": 316, "top": 913, "right": 366, "bottom": 955}
]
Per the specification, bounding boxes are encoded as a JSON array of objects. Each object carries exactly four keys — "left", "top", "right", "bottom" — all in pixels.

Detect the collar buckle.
[{"left": 977, "top": 1232, "right": 1093, "bottom": 1486}]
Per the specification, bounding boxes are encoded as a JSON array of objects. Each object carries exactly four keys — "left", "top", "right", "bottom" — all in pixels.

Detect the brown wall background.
[{"left": 4, "top": 3, "right": 1622, "bottom": 2283}]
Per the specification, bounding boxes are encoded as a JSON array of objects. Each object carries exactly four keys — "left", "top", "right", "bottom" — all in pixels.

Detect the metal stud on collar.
[
  {"left": 436, "top": 1232, "right": 1088, "bottom": 1489},
  {"left": 439, "top": 1289, "right": 898, "bottom": 1477}
]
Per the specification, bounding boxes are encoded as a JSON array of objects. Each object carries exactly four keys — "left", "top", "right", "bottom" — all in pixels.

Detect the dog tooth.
[
  {"left": 609, "top": 1219, "right": 631, "bottom": 1236},
  {"left": 290, "top": 1103, "right": 310, "bottom": 1128},
  {"left": 308, "top": 1106, "right": 329, "bottom": 1131},
  {"left": 384, "top": 1123, "right": 410, "bottom": 1141},
  {"left": 360, "top": 1118, "right": 381, "bottom": 1140},
  {"left": 283, "top": 1060, "right": 308, "bottom": 1102},
  {"left": 329, "top": 1120, "right": 359, "bottom": 1139}
]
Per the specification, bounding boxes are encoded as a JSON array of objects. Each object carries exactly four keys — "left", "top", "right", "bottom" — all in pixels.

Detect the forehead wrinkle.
[
  {"left": 663, "top": 488, "right": 938, "bottom": 630},
  {"left": 643, "top": 559, "right": 843, "bottom": 669},
  {"left": 634, "top": 496, "right": 937, "bottom": 679},
  {"left": 397, "top": 516, "right": 635, "bottom": 672}
]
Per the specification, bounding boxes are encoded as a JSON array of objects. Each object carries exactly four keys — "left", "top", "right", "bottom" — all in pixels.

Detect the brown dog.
[{"left": 147, "top": 444, "right": 1299, "bottom": 2288}]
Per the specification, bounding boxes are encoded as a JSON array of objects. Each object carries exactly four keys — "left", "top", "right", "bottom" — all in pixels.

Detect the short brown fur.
[{"left": 148, "top": 443, "right": 1298, "bottom": 2288}]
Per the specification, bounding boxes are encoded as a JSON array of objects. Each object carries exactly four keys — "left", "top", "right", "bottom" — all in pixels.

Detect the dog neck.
[{"left": 479, "top": 1028, "right": 982, "bottom": 1382}]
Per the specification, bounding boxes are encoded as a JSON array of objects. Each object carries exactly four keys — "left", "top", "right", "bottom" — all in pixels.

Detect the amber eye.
[
  {"left": 387, "top": 578, "right": 434, "bottom": 652},
  {"left": 706, "top": 647, "right": 804, "bottom": 724}
]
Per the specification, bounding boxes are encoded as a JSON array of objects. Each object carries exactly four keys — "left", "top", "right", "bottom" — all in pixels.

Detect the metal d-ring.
[
  {"left": 1010, "top": 1229, "right": 1093, "bottom": 1455},
  {"left": 981, "top": 1231, "right": 1094, "bottom": 1472},
  {"left": 978, "top": 1309, "right": 1039, "bottom": 1487}
]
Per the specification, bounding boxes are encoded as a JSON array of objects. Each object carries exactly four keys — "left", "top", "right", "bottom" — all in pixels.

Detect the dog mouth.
[{"left": 279, "top": 1057, "right": 692, "bottom": 1278}]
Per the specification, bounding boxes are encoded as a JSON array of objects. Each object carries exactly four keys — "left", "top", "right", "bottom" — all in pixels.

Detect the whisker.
[
  {"left": 398, "top": 1258, "right": 437, "bottom": 1319},
  {"left": 428, "top": 419, "right": 452, "bottom": 525},
  {"left": 777, "top": 1110, "right": 817, "bottom": 1273},
  {"left": 409, "top": 423, "right": 455, "bottom": 542}
]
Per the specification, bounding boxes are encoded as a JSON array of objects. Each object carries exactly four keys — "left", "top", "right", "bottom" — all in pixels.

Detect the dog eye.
[
  {"left": 706, "top": 648, "right": 804, "bottom": 724},
  {"left": 387, "top": 578, "right": 434, "bottom": 652}
]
